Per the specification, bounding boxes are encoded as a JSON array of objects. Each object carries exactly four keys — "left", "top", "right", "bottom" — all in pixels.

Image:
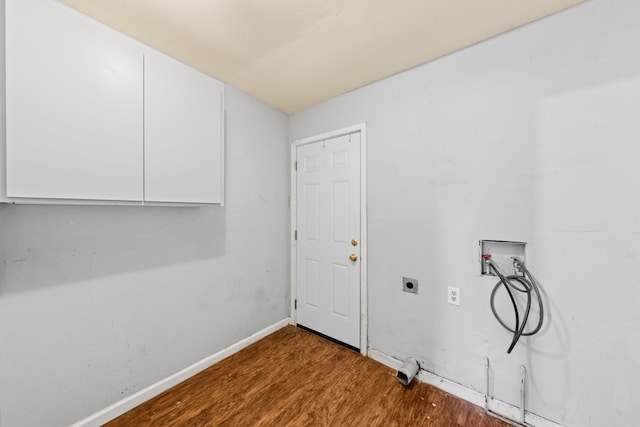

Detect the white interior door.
[{"left": 296, "top": 132, "right": 361, "bottom": 348}]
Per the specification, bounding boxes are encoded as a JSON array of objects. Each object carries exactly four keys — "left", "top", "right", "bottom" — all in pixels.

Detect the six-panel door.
[{"left": 296, "top": 133, "right": 361, "bottom": 348}]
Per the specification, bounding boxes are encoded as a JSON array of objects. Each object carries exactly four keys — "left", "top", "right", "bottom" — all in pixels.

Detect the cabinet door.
[
  {"left": 5, "top": 0, "right": 143, "bottom": 201},
  {"left": 144, "top": 51, "right": 224, "bottom": 204}
]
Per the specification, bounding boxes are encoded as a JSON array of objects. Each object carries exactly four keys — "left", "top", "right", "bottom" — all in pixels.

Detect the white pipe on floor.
[{"left": 396, "top": 357, "right": 420, "bottom": 385}]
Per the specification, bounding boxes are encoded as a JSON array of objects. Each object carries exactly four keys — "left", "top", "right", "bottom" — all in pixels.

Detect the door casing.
[{"left": 290, "top": 123, "right": 367, "bottom": 355}]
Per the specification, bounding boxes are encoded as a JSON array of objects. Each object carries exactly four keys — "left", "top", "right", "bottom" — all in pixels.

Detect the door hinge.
[
  {"left": 294, "top": 160, "right": 298, "bottom": 171},
  {"left": 294, "top": 299, "right": 297, "bottom": 310},
  {"left": 294, "top": 230, "right": 297, "bottom": 240}
]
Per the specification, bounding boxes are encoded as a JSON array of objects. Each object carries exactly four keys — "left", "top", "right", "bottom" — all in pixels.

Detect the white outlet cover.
[{"left": 448, "top": 287, "right": 461, "bottom": 306}]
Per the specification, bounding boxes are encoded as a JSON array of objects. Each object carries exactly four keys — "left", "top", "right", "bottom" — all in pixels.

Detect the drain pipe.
[
  {"left": 396, "top": 357, "right": 420, "bottom": 385},
  {"left": 484, "top": 358, "right": 533, "bottom": 427}
]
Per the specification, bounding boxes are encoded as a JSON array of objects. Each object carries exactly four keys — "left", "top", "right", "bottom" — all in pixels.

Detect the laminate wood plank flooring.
[{"left": 105, "top": 326, "right": 507, "bottom": 426}]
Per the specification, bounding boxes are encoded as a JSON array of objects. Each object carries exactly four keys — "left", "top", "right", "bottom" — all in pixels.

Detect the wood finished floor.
[{"left": 105, "top": 326, "right": 507, "bottom": 427}]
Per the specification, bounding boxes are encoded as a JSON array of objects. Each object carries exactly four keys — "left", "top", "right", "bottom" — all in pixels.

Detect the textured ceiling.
[{"left": 59, "top": 0, "right": 584, "bottom": 113}]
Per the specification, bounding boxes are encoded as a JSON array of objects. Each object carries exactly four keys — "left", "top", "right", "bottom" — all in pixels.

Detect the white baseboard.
[
  {"left": 70, "top": 318, "right": 291, "bottom": 427},
  {"left": 367, "top": 349, "right": 562, "bottom": 427}
]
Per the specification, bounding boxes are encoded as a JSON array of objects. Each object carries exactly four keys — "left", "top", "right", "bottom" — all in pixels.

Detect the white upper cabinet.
[
  {"left": 144, "top": 51, "right": 224, "bottom": 204},
  {"left": 5, "top": 0, "right": 144, "bottom": 201},
  {"left": 1, "top": 0, "right": 225, "bottom": 205}
]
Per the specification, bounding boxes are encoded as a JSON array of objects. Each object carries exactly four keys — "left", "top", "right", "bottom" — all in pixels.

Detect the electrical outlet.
[
  {"left": 447, "top": 287, "right": 461, "bottom": 306},
  {"left": 403, "top": 277, "right": 418, "bottom": 294}
]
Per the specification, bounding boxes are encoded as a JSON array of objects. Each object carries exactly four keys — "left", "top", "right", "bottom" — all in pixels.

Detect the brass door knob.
[
  {"left": 351, "top": 239, "right": 358, "bottom": 247},
  {"left": 349, "top": 254, "right": 358, "bottom": 262}
]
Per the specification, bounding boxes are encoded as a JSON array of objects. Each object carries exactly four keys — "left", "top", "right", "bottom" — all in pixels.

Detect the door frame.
[{"left": 290, "top": 123, "right": 368, "bottom": 355}]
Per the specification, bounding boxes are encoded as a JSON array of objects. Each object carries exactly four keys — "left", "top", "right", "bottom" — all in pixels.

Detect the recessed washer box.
[{"left": 479, "top": 240, "right": 526, "bottom": 276}]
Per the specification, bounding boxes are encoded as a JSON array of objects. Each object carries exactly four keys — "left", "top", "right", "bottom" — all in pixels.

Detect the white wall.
[
  {"left": 0, "top": 86, "right": 289, "bottom": 427},
  {"left": 290, "top": 0, "right": 640, "bottom": 425}
]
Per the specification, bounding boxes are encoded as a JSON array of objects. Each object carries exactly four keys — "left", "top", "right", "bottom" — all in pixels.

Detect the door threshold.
[{"left": 296, "top": 324, "right": 360, "bottom": 353}]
